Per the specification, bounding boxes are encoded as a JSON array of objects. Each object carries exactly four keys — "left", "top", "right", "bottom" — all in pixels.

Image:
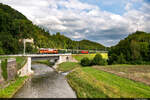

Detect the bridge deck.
[{"left": 1, "top": 53, "right": 72, "bottom": 57}]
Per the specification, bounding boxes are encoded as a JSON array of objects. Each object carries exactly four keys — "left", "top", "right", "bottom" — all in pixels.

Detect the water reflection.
[{"left": 14, "top": 64, "right": 76, "bottom": 98}]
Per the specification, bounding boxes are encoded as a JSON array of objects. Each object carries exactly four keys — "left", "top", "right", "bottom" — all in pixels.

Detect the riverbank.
[
  {"left": 0, "top": 76, "right": 28, "bottom": 98},
  {"left": 57, "top": 61, "right": 150, "bottom": 98},
  {"left": 56, "top": 62, "right": 80, "bottom": 72}
]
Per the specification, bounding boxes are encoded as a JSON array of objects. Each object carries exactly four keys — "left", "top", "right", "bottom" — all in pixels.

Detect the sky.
[{"left": 0, "top": 0, "right": 150, "bottom": 47}]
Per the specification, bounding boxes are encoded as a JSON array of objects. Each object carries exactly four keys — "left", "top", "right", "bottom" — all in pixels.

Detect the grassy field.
[
  {"left": 57, "top": 62, "right": 80, "bottom": 72},
  {"left": 73, "top": 53, "right": 108, "bottom": 62},
  {"left": 93, "top": 65, "right": 150, "bottom": 85},
  {"left": 67, "top": 67, "right": 150, "bottom": 98},
  {"left": 0, "top": 76, "right": 28, "bottom": 98}
]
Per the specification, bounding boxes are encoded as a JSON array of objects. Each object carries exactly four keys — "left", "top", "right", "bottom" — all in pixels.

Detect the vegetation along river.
[{"left": 13, "top": 64, "right": 76, "bottom": 98}]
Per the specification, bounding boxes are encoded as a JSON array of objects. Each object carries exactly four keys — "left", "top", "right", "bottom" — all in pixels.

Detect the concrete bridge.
[{"left": 4, "top": 53, "right": 73, "bottom": 76}]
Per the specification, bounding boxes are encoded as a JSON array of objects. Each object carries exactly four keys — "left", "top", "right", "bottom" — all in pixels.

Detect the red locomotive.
[
  {"left": 80, "top": 50, "right": 89, "bottom": 54},
  {"left": 39, "top": 48, "right": 58, "bottom": 54}
]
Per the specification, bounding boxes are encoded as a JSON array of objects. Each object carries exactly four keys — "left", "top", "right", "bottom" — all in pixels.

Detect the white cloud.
[
  {"left": 125, "top": 3, "right": 132, "bottom": 11},
  {"left": 0, "top": 0, "right": 150, "bottom": 47}
]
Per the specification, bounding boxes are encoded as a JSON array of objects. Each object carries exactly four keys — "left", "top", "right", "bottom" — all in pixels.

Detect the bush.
[
  {"left": 80, "top": 57, "right": 91, "bottom": 66},
  {"left": 92, "top": 54, "right": 107, "bottom": 65},
  {"left": 1, "top": 59, "right": 8, "bottom": 80}
]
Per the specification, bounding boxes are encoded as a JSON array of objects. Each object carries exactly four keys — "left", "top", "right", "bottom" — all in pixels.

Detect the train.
[
  {"left": 39, "top": 48, "right": 89, "bottom": 54},
  {"left": 39, "top": 48, "right": 58, "bottom": 54},
  {"left": 80, "top": 50, "right": 89, "bottom": 54}
]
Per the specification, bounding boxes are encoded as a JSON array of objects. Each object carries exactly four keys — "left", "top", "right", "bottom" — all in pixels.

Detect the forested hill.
[
  {"left": 108, "top": 31, "right": 150, "bottom": 64},
  {"left": 0, "top": 3, "right": 105, "bottom": 54}
]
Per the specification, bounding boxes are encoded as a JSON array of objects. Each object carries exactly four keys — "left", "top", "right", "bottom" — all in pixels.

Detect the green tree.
[
  {"left": 81, "top": 57, "right": 91, "bottom": 66},
  {"left": 130, "top": 40, "right": 141, "bottom": 61},
  {"left": 117, "top": 53, "right": 126, "bottom": 64},
  {"left": 92, "top": 54, "right": 107, "bottom": 65}
]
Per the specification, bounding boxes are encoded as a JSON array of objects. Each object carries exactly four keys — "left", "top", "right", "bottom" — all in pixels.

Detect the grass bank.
[
  {"left": 57, "top": 62, "right": 80, "bottom": 72},
  {"left": 0, "top": 76, "right": 28, "bottom": 98},
  {"left": 67, "top": 67, "right": 150, "bottom": 98},
  {"left": 67, "top": 68, "right": 108, "bottom": 98}
]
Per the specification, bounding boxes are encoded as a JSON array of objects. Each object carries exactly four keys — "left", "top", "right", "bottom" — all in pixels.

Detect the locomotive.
[
  {"left": 39, "top": 48, "right": 89, "bottom": 54},
  {"left": 80, "top": 50, "right": 89, "bottom": 54},
  {"left": 39, "top": 48, "right": 58, "bottom": 54}
]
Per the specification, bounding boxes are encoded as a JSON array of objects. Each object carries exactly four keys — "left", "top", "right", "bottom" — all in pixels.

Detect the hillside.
[
  {"left": 108, "top": 31, "right": 150, "bottom": 64},
  {"left": 77, "top": 40, "right": 105, "bottom": 50},
  {"left": 0, "top": 3, "right": 105, "bottom": 54}
]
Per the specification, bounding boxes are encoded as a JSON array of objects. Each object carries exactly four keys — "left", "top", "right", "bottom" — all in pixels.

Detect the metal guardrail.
[{"left": 1, "top": 53, "right": 72, "bottom": 57}]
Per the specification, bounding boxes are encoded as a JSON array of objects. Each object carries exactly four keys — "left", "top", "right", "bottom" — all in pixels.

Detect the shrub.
[
  {"left": 92, "top": 54, "right": 107, "bottom": 65},
  {"left": 1, "top": 59, "right": 8, "bottom": 80},
  {"left": 80, "top": 57, "right": 91, "bottom": 66}
]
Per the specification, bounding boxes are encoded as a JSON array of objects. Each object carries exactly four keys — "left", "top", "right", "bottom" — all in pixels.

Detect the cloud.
[
  {"left": 125, "top": 3, "right": 132, "bottom": 11},
  {"left": 0, "top": 0, "right": 150, "bottom": 47}
]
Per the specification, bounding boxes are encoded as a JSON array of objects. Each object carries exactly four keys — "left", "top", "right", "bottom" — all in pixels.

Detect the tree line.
[
  {"left": 108, "top": 31, "right": 150, "bottom": 64},
  {"left": 0, "top": 3, "right": 105, "bottom": 55}
]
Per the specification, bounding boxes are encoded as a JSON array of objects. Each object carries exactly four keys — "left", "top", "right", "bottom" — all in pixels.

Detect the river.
[{"left": 13, "top": 64, "right": 76, "bottom": 98}]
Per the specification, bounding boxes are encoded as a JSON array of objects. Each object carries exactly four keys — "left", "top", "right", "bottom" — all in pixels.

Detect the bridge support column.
[
  {"left": 17, "top": 57, "right": 34, "bottom": 76},
  {"left": 27, "top": 57, "right": 34, "bottom": 75}
]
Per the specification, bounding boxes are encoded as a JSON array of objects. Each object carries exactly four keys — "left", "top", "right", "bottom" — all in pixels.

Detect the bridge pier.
[
  {"left": 17, "top": 57, "right": 34, "bottom": 77},
  {"left": 27, "top": 57, "right": 34, "bottom": 74}
]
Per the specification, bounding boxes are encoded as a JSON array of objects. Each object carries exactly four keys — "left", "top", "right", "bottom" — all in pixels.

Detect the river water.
[{"left": 13, "top": 64, "right": 76, "bottom": 98}]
